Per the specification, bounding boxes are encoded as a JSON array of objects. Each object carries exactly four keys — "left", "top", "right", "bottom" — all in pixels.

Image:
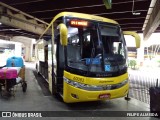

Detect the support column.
[
  {"left": 24, "top": 41, "right": 33, "bottom": 62},
  {"left": 14, "top": 42, "right": 22, "bottom": 57},
  {"left": 143, "top": 0, "right": 160, "bottom": 40},
  {"left": 11, "top": 36, "right": 34, "bottom": 62},
  {"left": 137, "top": 34, "right": 144, "bottom": 66}
]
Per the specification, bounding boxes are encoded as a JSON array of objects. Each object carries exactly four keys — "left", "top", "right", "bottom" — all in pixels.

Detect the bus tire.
[{"left": 55, "top": 93, "right": 63, "bottom": 102}]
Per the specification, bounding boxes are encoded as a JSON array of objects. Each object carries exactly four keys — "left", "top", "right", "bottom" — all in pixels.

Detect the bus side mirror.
[
  {"left": 58, "top": 23, "right": 68, "bottom": 46},
  {"left": 123, "top": 31, "right": 141, "bottom": 48}
]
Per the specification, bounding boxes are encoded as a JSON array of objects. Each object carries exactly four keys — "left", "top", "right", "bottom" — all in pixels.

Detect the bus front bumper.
[{"left": 63, "top": 81, "right": 129, "bottom": 103}]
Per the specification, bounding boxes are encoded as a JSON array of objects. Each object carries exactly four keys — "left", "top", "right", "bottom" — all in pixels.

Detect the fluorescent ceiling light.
[
  {"left": 132, "top": 12, "right": 141, "bottom": 15},
  {"left": 132, "top": 0, "right": 141, "bottom": 16}
]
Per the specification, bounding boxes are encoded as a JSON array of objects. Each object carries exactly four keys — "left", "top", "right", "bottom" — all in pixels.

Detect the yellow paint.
[
  {"left": 63, "top": 81, "right": 129, "bottom": 103},
  {"left": 38, "top": 11, "right": 131, "bottom": 103},
  {"left": 39, "top": 12, "right": 118, "bottom": 39},
  {"left": 63, "top": 71, "right": 128, "bottom": 103},
  {"left": 58, "top": 23, "right": 68, "bottom": 46},
  {"left": 64, "top": 71, "right": 128, "bottom": 85}
]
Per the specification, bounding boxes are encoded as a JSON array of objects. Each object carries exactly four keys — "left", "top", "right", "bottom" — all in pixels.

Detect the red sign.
[
  {"left": 99, "top": 93, "right": 111, "bottom": 99},
  {"left": 70, "top": 20, "right": 88, "bottom": 27}
]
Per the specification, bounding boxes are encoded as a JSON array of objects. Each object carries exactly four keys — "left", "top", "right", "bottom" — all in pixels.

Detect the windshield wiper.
[
  {"left": 69, "top": 59, "right": 85, "bottom": 63},
  {"left": 97, "top": 24, "right": 105, "bottom": 71},
  {"left": 87, "top": 48, "right": 95, "bottom": 76},
  {"left": 113, "top": 54, "right": 120, "bottom": 73}
]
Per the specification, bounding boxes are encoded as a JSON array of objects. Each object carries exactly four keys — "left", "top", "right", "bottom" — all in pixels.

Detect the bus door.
[
  {"left": 44, "top": 44, "right": 48, "bottom": 81},
  {"left": 48, "top": 41, "right": 53, "bottom": 93},
  {"left": 56, "top": 36, "right": 64, "bottom": 95}
]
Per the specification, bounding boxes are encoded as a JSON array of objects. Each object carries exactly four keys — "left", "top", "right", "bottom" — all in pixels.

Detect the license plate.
[{"left": 99, "top": 93, "right": 110, "bottom": 99}]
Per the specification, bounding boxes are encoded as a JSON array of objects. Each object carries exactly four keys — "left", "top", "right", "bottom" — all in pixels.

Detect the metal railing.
[{"left": 128, "top": 68, "right": 160, "bottom": 104}]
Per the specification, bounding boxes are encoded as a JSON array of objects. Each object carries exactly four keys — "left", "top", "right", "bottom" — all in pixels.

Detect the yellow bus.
[{"left": 35, "top": 12, "right": 140, "bottom": 103}]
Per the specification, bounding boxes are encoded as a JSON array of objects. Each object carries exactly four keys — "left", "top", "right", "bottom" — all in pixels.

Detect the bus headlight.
[{"left": 64, "top": 77, "right": 128, "bottom": 91}]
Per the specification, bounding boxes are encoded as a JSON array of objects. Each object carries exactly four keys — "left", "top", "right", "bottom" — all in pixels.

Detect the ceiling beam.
[
  {"left": 143, "top": 0, "right": 160, "bottom": 40},
  {"left": 28, "top": 4, "right": 104, "bottom": 14},
  {"left": 0, "top": 34, "right": 11, "bottom": 40},
  {"left": 26, "top": 0, "right": 147, "bottom": 14},
  {"left": 0, "top": 11, "right": 48, "bottom": 35},
  {"left": 10, "top": 0, "right": 45, "bottom": 6},
  {"left": 94, "top": 10, "right": 147, "bottom": 16},
  {"left": 114, "top": 17, "right": 146, "bottom": 21},
  {"left": 0, "top": 2, "right": 51, "bottom": 36},
  {"left": 0, "top": 2, "right": 48, "bottom": 25}
]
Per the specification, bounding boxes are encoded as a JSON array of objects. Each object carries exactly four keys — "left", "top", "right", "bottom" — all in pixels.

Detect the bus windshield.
[{"left": 66, "top": 19, "right": 127, "bottom": 74}]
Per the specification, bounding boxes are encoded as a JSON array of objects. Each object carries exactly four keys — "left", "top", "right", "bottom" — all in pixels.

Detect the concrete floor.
[{"left": 0, "top": 62, "right": 159, "bottom": 120}]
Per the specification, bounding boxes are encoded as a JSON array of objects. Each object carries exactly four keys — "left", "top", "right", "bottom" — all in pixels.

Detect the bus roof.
[
  {"left": 40, "top": 12, "right": 119, "bottom": 39},
  {"left": 54, "top": 12, "right": 118, "bottom": 24}
]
